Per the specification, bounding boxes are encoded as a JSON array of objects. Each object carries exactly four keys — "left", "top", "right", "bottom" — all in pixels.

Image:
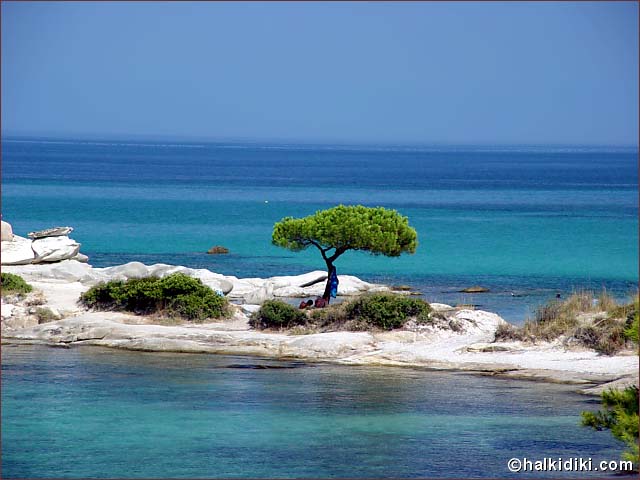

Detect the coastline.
[{"left": 2, "top": 260, "right": 637, "bottom": 396}]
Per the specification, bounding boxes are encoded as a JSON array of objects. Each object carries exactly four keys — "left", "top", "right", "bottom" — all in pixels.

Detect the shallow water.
[
  {"left": 1, "top": 345, "right": 628, "bottom": 478},
  {"left": 1, "top": 139, "right": 637, "bottom": 322}
]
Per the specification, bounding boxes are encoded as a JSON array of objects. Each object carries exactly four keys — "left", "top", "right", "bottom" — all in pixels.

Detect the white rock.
[
  {"left": 243, "top": 282, "right": 275, "bottom": 304},
  {"left": 100, "top": 261, "right": 149, "bottom": 279},
  {"left": 72, "top": 253, "right": 90, "bottom": 263},
  {"left": 1, "top": 220, "right": 14, "bottom": 242},
  {"left": 1, "top": 303, "right": 15, "bottom": 318},
  {"left": 266, "top": 271, "right": 328, "bottom": 289},
  {"left": 50, "top": 260, "right": 106, "bottom": 284},
  {"left": 430, "top": 303, "right": 455, "bottom": 312},
  {"left": 28, "top": 226, "right": 73, "bottom": 239},
  {"left": 273, "top": 286, "right": 310, "bottom": 297},
  {"left": 240, "top": 304, "right": 261, "bottom": 315},
  {"left": 1, "top": 235, "right": 35, "bottom": 265},
  {"left": 32, "top": 236, "right": 81, "bottom": 263},
  {"left": 451, "top": 309, "right": 507, "bottom": 336}
]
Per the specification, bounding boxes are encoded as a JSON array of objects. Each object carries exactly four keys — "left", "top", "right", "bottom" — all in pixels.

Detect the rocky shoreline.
[{"left": 2, "top": 257, "right": 637, "bottom": 396}]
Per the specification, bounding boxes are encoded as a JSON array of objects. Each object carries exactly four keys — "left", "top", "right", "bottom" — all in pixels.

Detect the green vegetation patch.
[
  {"left": 249, "top": 300, "right": 307, "bottom": 329},
  {"left": 80, "top": 273, "right": 230, "bottom": 322},
  {"left": 251, "top": 293, "right": 431, "bottom": 332},
  {"left": 1, "top": 272, "right": 33, "bottom": 296},
  {"left": 342, "top": 293, "right": 431, "bottom": 330},
  {"left": 582, "top": 386, "right": 639, "bottom": 467}
]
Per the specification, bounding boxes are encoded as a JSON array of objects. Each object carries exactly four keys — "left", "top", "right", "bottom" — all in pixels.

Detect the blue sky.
[{"left": 2, "top": 1, "right": 638, "bottom": 145}]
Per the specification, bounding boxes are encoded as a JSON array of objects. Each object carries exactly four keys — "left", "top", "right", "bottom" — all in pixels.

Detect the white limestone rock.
[
  {"left": 430, "top": 303, "right": 455, "bottom": 312},
  {"left": 450, "top": 309, "right": 507, "bottom": 336},
  {"left": 240, "top": 304, "right": 261, "bottom": 315},
  {"left": 32, "top": 236, "right": 81, "bottom": 263},
  {"left": 100, "top": 261, "right": 149, "bottom": 280},
  {"left": 50, "top": 260, "right": 106, "bottom": 284},
  {"left": 71, "top": 253, "right": 90, "bottom": 263},
  {"left": 28, "top": 226, "right": 73, "bottom": 239},
  {"left": 243, "top": 282, "right": 275, "bottom": 304},
  {"left": 1, "top": 303, "right": 15, "bottom": 319},
  {"left": 1, "top": 235, "right": 35, "bottom": 265},
  {"left": 1, "top": 220, "right": 14, "bottom": 242}
]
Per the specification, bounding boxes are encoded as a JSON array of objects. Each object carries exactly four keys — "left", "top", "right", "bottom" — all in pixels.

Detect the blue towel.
[{"left": 329, "top": 268, "right": 339, "bottom": 298}]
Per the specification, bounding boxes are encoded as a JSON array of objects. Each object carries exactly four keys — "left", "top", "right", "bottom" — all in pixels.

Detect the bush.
[
  {"left": 249, "top": 300, "right": 307, "bottom": 329},
  {"left": 251, "top": 294, "right": 431, "bottom": 332},
  {"left": 1, "top": 273, "right": 33, "bottom": 296},
  {"left": 36, "top": 307, "right": 60, "bottom": 324},
  {"left": 625, "top": 312, "right": 639, "bottom": 344},
  {"left": 80, "top": 273, "right": 229, "bottom": 322},
  {"left": 493, "top": 291, "right": 638, "bottom": 355},
  {"left": 582, "top": 386, "right": 639, "bottom": 467},
  {"left": 344, "top": 293, "right": 431, "bottom": 330}
]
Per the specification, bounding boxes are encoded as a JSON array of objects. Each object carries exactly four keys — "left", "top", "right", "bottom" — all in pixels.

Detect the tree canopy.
[
  {"left": 272, "top": 205, "right": 418, "bottom": 301},
  {"left": 272, "top": 205, "right": 417, "bottom": 257}
]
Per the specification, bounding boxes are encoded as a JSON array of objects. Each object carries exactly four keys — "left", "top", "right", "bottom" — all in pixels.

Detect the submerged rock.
[
  {"left": 460, "top": 286, "right": 490, "bottom": 293},
  {"left": 207, "top": 246, "right": 229, "bottom": 254}
]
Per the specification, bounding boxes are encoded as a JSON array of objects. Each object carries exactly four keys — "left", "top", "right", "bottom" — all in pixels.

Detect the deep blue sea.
[
  {"left": 2, "top": 138, "right": 637, "bottom": 321},
  {"left": 0, "top": 346, "right": 631, "bottom": 478},
  {"left": 1, "top": 138, "right": 638, "bottom": 478}
]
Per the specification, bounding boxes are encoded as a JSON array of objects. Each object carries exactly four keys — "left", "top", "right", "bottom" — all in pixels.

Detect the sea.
[
  {"left": 0, "top": 345, "right": 632, "bottom": 478},
  {"left": 1, "top": 138, "right": 638, "bottom": 478},
  {"left": 1, "top": 137, "right": 638, "bottom": 321}
]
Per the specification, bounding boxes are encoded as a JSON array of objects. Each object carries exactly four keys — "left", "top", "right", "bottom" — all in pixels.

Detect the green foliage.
[
  {"left": 250, "top": 294, "right": 431, "bottom": 332},
  {"left": 0, "top": 272, "right": 33, "bottom": 295},
  {"left": 80, "top": 273, "right": 229, "bottom": 322},
  {"left": 621, "top": 299, "right": 639, "bottom": 346},
  {"left": 344, "top": 293, "right": 431, "bottom": 330},
  {"left": 249, "top": 300, "right": 307, "bottom": 329},
  {"left": 582, "top": 387, "right": 639, "bottom": 466},
  {"left": 272, "top": 205, "right": 418, "bottom": 257},
  {"left": 625, "top": 313, "right": 639, "bottom": 344}
]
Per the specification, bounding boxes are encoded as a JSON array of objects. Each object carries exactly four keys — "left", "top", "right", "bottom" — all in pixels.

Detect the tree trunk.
[{"left": 322, "top": 262, "right": 335, "bottom": 303}]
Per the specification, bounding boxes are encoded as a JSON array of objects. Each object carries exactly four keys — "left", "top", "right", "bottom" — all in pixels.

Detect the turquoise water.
[
  {"left": 1, "top": 345, "right": 628, "bottom": 478},
  {"left": 1, "top": 139, "right": 637, "bottom": 321}
]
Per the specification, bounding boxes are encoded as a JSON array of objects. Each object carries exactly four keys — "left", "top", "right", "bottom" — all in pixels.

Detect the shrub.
[
  {"left": 343, "top": 293, "right": 431, "bottom": 330},
  {"left": 36, "top": 307, "right": 60, "bottom": 324},
  {"left": 249, "top": 300, "right": 307, "bottom": 329},
  {"left": 1, "top": 273, "right": 33, "bottom": 296},
  {"left": 582, "top": 386, "right": 639, "bottom": 467},
  {"left": 493, "top": 291, "right": 637, "bottom": 355},
  {"left": 80, "top": 273, "right": 229, "bottom": 322},
  {"left": 625, "top": 310, "right": 639, "bottom": 344},
  {"left": 251, "top": 294, "right": 431, "bottom": 332}
]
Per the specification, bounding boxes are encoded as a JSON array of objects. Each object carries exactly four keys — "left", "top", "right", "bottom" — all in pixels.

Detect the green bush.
[
  {"left": 0, "top": 272, "right": 33, "bottom": 295},
  {"left": 250, "top": 294, "right": 431, "bottom": 332},
  {"left": 344, "top": 293, "right": 431, "bottom": 330},
  {"left": 582, "top": 386, "right": 639, "bottom": 467},
  {"left": 80, "top": 273, "right": 229, "bottom": 322},
  {"left": 249, "top": 300, "right": 307, "bottom": 330}
]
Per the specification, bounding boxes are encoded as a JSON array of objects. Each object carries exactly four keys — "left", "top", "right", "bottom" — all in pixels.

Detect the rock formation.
[{"left": 1, "top": 220, "right": 87, "bottom": 265}]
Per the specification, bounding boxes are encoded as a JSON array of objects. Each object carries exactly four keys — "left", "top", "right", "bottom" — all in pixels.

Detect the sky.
[{"left": 1, "top": 1, "right": 638, "bottom": 145}]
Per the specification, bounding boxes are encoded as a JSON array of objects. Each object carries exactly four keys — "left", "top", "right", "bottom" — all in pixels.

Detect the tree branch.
[
  {"left": 308, "top": 239, "right": 329, "bottom": 261},
  {"left": 327, "top": 245, "right": 348, "bottom": 263}
]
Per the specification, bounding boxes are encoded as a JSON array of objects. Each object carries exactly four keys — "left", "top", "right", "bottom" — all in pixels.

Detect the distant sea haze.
[{"left": 1, "top": 138, "right": 637, "bottom": 322}]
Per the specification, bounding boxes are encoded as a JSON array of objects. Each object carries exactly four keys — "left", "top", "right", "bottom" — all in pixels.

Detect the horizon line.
[{"left": 1, "top": 132, "right": 638, "bottom": 150}]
